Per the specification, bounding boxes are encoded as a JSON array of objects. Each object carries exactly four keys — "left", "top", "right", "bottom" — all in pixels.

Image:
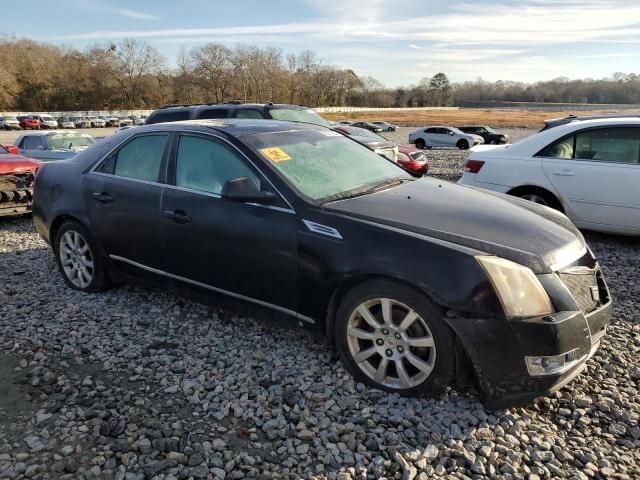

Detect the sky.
[{"left": 5, "top": 0, "right": 640, "bottom": 87}]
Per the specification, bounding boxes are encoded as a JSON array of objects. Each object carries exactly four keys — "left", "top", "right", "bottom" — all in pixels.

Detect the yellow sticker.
[{"left": 260, "top": 147, "right": 292, "bottom": 162}]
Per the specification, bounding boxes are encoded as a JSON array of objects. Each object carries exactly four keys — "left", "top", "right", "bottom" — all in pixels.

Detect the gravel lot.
[{"left": 0, "top": 126, "right": 639, "bottom": 479}]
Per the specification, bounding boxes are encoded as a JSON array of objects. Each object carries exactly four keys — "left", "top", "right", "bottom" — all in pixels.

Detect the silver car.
[{"left": 409, "top": 126, "right": 484, "bottom": 150}]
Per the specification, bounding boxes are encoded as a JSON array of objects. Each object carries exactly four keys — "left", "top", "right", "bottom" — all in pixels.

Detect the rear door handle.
[
  {"left": 92, "top": 192, "right": 113, "bottom": 203},
  {"left": 552, "top": 170, "right": 575, "bottom": 176},
  {"left": 162, "top": 209, "right": 192, "bottom": 224}
]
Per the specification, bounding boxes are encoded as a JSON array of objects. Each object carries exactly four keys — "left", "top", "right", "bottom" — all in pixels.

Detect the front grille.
[{"left": 558, "top": 268, "right": 601, "bottom": 313}]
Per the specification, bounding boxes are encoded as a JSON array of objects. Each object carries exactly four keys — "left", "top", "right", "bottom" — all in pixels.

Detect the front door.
[
  {"left": 541, "top": 126, "right": 640, "bottom": 230},
  {"left": 82, "top": 133, "right": 170, "bottom": 278},
  {"left": 159, "top": 133, "right": 298, "bottom": 311}
]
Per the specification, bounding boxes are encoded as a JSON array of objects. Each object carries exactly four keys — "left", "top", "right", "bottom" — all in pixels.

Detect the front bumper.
[{"left": 451, "top": 262, "right": 612, "bottom": 408}]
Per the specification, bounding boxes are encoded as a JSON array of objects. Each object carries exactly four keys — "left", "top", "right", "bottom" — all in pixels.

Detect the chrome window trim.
[
  {"left": 88, "top": 129, "right": 296, "bottom": 213},
  {"left": 109, "top": 254, "right": 314, "bottom": 324}
]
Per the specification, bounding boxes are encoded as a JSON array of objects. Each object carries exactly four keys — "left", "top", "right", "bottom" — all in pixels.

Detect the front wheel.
[
  {"left": 456, "top": 139, "right": 469, "bottom": 150},
  {"left": 414, "top": 138, "right": 426, "bottom": 149},
  {"left": 54, "top": 220, "right": 111, "bottom": 292},
  {"left": 335, "top": 279, "right": 455, "bottom": 396}
]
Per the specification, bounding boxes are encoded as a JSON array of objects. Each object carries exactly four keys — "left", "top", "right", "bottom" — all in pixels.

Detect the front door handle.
[
  {"left": 92, "top": 192, "right": 113, "bottom": 203},
  {"left": 552, "top": 170, "right": 575, "bottom": 176},
  {"left": 162, "top": 209, "right": 192, "bottom": 224}
]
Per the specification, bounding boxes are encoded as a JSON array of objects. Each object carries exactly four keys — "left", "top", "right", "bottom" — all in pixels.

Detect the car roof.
[
  {"left": 154, "top": 102, "right": 307, "bottom": 112},
  {"left": 20, "top": 130, "right": 85, "bottom": 136},
  {"left": 542, "top": 113, "right": 640, "bottom": 130},
  {"left": 135, "top": 118, "right": 326, "bottom": 136}
]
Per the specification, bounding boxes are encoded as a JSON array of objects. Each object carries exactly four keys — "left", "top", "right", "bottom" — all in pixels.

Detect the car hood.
[
  {"left": 0, "top": 155, "right": 42, "bottom": 174},
  {"left": 325, "top": 178, "right": 585, "bottom": 273},
  {"left": 350, "top": 135, "right": 396, "bottom": 150}
]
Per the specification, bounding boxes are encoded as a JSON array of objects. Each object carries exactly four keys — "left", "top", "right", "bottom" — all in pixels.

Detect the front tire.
[
  {"left": 334, "top": 279, "right": 455, "bottom": 396},
  {"left": 456, "top": 139, "right": 469, "bottom": 149},
  {"left": 54, "top": 220, "right": 111, "bottom": 292}
]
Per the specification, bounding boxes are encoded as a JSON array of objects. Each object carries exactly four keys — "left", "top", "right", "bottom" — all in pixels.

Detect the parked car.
[
  {"left": 397, "top": 145, "right": 428, "bottom": 174},
  {"left": 118, "top": 117, "right": 133, "bottom": 127},
  {"left": 458, "top": 125, "right": 508, "bottom": 144},
  {"left": 89, "top": 117, "right": 106, "bottom": 128},
  {"left": 458, "top": 117, "right": 640, "bottom": 235},
  {"left": 409, "top": 126, "right": 484, "bottom": 150},
  {"left": 130, "top": 116, "right": 146, "bottom": 125},
  {"left": 0, "top": 145, "right": 41, "bottom": 217},
  {"left": 0, "top": 115, "right": 21, "bottom": 130},
  {"left": 34, "top": 114, "right": 59, "bottom": 129},
  {"left": 58, "top": 117, "right": 76, "bottom": 129},
  {"left": 349, "top": 121, "right": 384, "bottom": 133},
  {"left": 17, "top": 115, "right": 41, "bottom": 130},
  {"left": 99, "top": 116, "right": 120, "bottom": 127},
  {"left": 338, "top": 120, "right": 352, "bottom": 125},
  {"left": 32, "top": 119, "right": 611, "bottom": 407},
  {"left": 14, "top": 131, "right": 95, "bottom": 161},
  {"left": 372, "top": 121, "right": 397, "bottom": 132},
  {"left": 333, "top": 125, "right": 398, "bottom": 161},
  {"left": 72, "top": 117, "right": 92, "bottom": 128},
  {"left": 145, "top": 102, "right": 330, "bottom": 127}
]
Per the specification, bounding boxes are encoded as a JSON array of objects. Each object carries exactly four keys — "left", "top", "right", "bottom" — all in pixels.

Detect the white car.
[
  {"left": 35, "top": 114, "right": 59, "bottom": 129},
  {"left": 458, "top": 117, "right": 640, "bottom": 235},
  {"left": 89, "top": 117, "right": 106, "bottom": 128},
  {"left": 58, "top": 117, "right": 76, "bottom": 129},
  {"left": 409, "top": 126, "right": 484, "bottom": 150},
  {"left": 0, "top": 115, "right": 21, "bottom": 130}
]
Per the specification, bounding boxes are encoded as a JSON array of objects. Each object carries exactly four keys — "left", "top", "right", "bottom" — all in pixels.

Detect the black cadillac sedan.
[{"left": 32, "top": 120, "right": 612, "bottom": 407}]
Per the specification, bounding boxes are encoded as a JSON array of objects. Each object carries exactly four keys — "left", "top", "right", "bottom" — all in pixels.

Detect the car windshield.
[
  {"left": 342, "top": 127, "right": 385, "bottom": 140},
  {"left": 243, "top": 128, "right": 411, "bottom": 203},
  {"left": 48, "top": 133, "right": 95, "bottom": 149},
  {"left": 41, "top": 115, "right": 54, "bottom": 121},
  {"left": 485, "top": 126, "right": 497, "bottom": 133},
  {"left": 267, "top": 107, "right": 329, "bottom": 127},
  {"left": 3, "top": 116, "right": 15, "bottom": 121}
]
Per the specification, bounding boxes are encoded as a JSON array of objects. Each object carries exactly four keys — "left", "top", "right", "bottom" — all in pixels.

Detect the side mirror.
[
  {"left": 5, "top": 145, "right": 19, "bottom": 155},
  {"left": 221, "top": 177, "right": 276, "bottom": 204},
  {"left": 448, "top": 131, "right": 454, "bottom": 135}
]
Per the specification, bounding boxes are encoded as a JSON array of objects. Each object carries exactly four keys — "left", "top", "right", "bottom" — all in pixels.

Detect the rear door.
[
  {"left": 541, "top": 126, "right": 640, "bottom": 230},
  {"left": 159, "top": 133, "right": 298, "bottom": 310},
  {"left": 82, "top": 133, "right": 170, "bottom": 279}
]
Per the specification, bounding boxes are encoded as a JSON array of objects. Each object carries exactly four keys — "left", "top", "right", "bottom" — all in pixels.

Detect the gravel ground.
[{"left": 0, "top": 127, "right": 639, "bottom": 479}]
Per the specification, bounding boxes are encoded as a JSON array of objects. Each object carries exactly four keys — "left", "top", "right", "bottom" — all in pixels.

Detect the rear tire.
[
  {"left": 456, "top": 139, "right": 469, "bottom": 150},
  {"left": 414, "top": 138, "right": 426, "bottom": 149},
  {"left": 513, "top": 189, "right": 563, "bottom": 211},
  {"left": 334, "top": 279, "right": 455, "bottom": 397},
  {"left": 54, "top": 220, "right": 111, "bottom": 292}
]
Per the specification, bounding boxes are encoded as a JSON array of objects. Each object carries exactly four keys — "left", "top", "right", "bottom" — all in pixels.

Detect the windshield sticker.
[{"left": 260, "top": 147, "right": 292, "bottom": 162}]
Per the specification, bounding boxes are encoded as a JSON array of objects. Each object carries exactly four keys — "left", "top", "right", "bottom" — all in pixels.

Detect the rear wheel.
[
  {"left": 335, "top": 279, "right": 455, "bottom": 396},
  {"left": 512, "top": 188, "right": 563, "bottom": 211},
  {"left": 414, "top": 138, "right": 426, "bottom": 149},
  {"left": 54, "top": 220, "right": 111, "bottom": 292},
  {"left": 456, "top": 139, "right": 469, "bottom": 150}
]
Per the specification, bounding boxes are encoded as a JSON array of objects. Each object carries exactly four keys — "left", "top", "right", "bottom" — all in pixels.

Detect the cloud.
[{"left": 116, "top": 8, "right": 160, "bottom": 20}]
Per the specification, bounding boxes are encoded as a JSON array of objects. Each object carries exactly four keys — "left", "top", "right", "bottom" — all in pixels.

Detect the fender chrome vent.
[{"left": 302, "top": 220, "right": 342, "bottom": 239}]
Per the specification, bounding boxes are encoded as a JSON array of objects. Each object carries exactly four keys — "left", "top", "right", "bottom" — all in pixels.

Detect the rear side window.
[
  {"left": 575, "top": 128, "right": 640, "bottom": 163},
  {"left": 199, "top": 108, "right": 228, "bottom": 119},
  {"left": 537, "top": 135, "right": 575, "bottom": 159},
  {"left": 175, "top": 136, "right": 257, "bottom": 195},
  {"left": 22, "top": 136, "right": 45, "bottom": 150},
  {"left": 147, "top": 110, "right": 191, "bottom": 124},
  {"left": 98, "top": 135, "right": 168, "bottom": 182},
  {"left": 234, "top": 109, "right": 265, "bottom": 119}
]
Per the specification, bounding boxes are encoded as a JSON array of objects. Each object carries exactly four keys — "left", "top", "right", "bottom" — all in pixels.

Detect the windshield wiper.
[{"left": 320, "top": 177, "right": 412, "bottom": 204}]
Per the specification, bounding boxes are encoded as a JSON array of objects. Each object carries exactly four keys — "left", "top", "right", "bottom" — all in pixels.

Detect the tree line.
[{"left": 1, "top": 36, "right": 639, "bottom": 111}]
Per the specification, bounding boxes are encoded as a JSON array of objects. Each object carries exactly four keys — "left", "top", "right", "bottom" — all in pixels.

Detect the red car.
[
  {"left": 0, "top": 145, "right": 41, "bottom": 217},
  {"left": 397, "top": 145, "right": 429, "bottom": 174},
  {"left": 17, "top": 115, "right": 41, "bottom": 130}
]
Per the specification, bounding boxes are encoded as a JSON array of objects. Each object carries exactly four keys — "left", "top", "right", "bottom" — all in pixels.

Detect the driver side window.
[{"left": 175, "top": 136, "right": 259, "bottom": 195}]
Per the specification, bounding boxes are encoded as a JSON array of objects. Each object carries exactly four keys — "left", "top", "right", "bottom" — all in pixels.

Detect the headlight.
[{"left": 476, "top": 256, "right": 553, "bottom": 318}]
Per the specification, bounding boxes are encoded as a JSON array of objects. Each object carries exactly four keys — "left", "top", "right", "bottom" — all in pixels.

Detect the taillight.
[{"left": 464, "top": 159, "right": 485, "bottom": 174}]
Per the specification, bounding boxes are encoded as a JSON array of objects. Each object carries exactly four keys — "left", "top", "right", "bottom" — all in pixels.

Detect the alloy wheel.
[
  {"left": 346, "top": 298, "right": 436, "bottom": 389},
  {"left": 520, "top": 194, "right": 549, "bottom": 206},
  {"left": 59, "top": 230, "right": 94, "bottom": 288}
]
